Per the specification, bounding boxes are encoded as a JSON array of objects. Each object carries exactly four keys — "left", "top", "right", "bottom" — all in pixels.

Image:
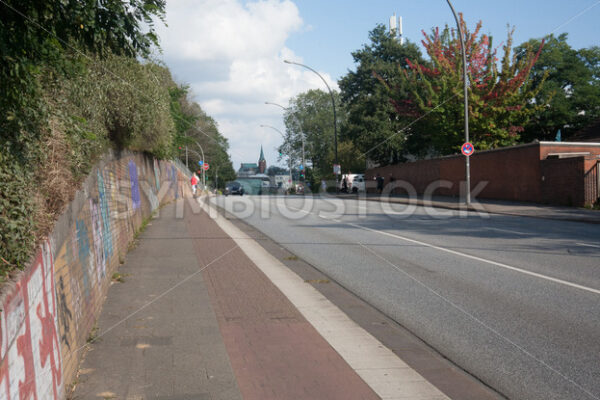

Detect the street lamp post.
[
  {"left": 446, "top": 0, "right": 471, "bottom": 206},
  {"left": 283, "top": 59, "right": 339, "bottom": 191},
  {"left": 264, "top": 101, "right": 306, "bottom": 174},
  {"left": 260, "top": 124, "right": 293, "bottom": 189}
]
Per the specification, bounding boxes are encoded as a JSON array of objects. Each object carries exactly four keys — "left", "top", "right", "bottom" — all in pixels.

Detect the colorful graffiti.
[
  {"left": 0, "top": 242, "right": 63, "bottom": 400},
  {"left": 129, "top": 161, "right": 141, "bottom": 210},
  {"left": 75, "top": 219, "right": 91, "bottom": 299},
  {"left": 90, "top": 199, "right": 106, "bottom": 281},
  {"left": 98, "top": 170, "right": 113, "bottom": 261},
  {"left": 0, "top": 155, "right": 189, "bottom": 399}
]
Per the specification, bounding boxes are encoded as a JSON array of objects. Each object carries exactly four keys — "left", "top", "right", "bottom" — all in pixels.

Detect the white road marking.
[
  {"left": 576, "top": 242, "right": 600, "bottom": 249},
  {"left": 484, "top": 227, "right": 529, "bottom": 235},
  {"left": 203, "top": 199, "right": 449, "bottom": 400},
  {"left": 275, "top": 200, "right": 599, "bottom": 295},
  {"left": 348, "top": 223, "right": 600, "bottom": 295}
]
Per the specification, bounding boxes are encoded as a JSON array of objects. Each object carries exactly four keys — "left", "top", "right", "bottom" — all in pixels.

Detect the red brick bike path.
[{"left": 185, "top": 200, "right": 379, "bottom": 400}]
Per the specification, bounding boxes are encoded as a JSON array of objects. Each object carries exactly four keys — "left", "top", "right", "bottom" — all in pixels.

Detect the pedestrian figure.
[
  {"left": 191, "top": 173, "right": 199, "bottom": 196},
  {"left": 321, "top": 179, "right": 327, "bottom": 193},
  {"left": 375, "top": 173, "right": 384, "bottom": 194},
  {"left": 342, "top": 175, "right": 348, "bottom": 193},
  {"left": 389, "top": 174, "right": 395, "bottom": 195}
]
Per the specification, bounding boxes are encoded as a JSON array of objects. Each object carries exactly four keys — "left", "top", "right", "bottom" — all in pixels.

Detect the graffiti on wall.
[
  {"left": 129, "top": 161, "right": 141, "bottom": 210},
  {"left": 90, "top": 199, "right": 106, "bottom": 282},
  {"left": 0, "top": 155, "right": 189, "bottom": 399},
  {"left": 98, "top": 170, "right": 113, "bottom": 261},
  {"left": 0, "top": 242, "right": 63, "bottom": 400}
]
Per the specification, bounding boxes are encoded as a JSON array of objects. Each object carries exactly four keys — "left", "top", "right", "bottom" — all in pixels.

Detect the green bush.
[{"left": 0, "top": 150, "right": 36, "bottom": 275}]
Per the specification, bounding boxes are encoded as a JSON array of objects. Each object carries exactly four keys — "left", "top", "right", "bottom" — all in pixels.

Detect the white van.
[
  {"left": 340, "top": 174, "right": 365, "bottom": 193},
  {"left": 351, "top": 174, "right": 365, "bottom": 193}
]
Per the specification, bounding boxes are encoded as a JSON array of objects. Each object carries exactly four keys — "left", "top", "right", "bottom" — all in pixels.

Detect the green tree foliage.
[
  {"left": 339, "top": 25, "right": 424, "bottom": 165},
  {"left": 0, "top": 151, "right": 36, "bottom": 275},
  {"left": 386, "top": 14, "right": 545, "bottom": 157},
  {"left": 282, "top": 89, "right": 346, "bottom": 179},
  {"left": 515, "top": 34, "right": 600, "bottom": 141},
  {"left": 98, "top": 57, "right": 175, "bottom": 158},
  {"left": 169, "top": 87, "right": 235, "bottom": 188},
  {"left": 0, "top": 0, "right": 166, "bottom": 273},
  {"left": 337, "top": 141, "right": 366, "bottom": 174},
  {"left": 1, "top": 0, "right": 166, "bottom": 161}
]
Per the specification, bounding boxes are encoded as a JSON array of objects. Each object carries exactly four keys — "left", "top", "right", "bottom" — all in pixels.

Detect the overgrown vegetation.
[
  {"left": 170, "top": 86, "right": 237, "bottom": 189},
  {"left": 0, "top": 1, "right": 234, "bottom": 277}
]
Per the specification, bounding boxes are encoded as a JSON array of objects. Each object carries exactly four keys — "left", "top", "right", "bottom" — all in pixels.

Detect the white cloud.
[
  {"left": 161, "top": 0, "right": 302, "bottom": 61},
  {"left": 157, "top": 0, "right": 338, "bottom": 170}
]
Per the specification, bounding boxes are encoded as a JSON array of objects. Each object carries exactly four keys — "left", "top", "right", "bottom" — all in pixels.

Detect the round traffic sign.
[
  {"left": 203, "top": 163, "right": 210, "bottom": 171},
  {"left": 461, "top": 142, "right": 474, "bottom": 156}
]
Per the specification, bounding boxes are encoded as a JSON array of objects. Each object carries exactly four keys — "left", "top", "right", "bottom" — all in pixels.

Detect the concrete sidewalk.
[
  {"left": 337, "top": 193, "right": 600, "bottom": 224},
  {"left": 71, "top": 199, "right": 383, "bottom": 399}
]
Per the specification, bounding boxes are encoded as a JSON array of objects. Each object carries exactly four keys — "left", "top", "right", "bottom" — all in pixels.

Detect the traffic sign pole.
[{"left": 461, "top": 142, "right": 474, "bottom": 205}]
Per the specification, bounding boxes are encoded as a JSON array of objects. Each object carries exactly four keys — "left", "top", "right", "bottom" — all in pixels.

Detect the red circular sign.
[
  {"left": 203, "top": 163, "right": 210, "bottom": 171},
  {"left": 461, "top": 142, "right": 474, "bottom": 156}
]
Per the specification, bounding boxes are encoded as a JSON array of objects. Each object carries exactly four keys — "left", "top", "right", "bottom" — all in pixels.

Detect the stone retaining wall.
[{"left": 0, "top": 151, "right": 190, "bottom": 399}]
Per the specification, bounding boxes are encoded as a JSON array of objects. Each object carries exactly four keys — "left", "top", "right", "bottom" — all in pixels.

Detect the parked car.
[
  {"left": 352, "top": 174, "right": 365, "bottom": 193},
  {"left": 225, "top": 181, "right": 244, "bottom": 196}
]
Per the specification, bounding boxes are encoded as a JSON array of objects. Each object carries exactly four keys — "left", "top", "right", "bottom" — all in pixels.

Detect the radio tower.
[{"left": 389, "top": 13, "right": 404, "bottom": 45}]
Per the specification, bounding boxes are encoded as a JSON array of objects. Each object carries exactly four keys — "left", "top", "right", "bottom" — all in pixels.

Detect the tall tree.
[
  {"left": 515, "top": 34, "right": 600, "bottom": 141},
  {"left": 385, "top": 14, "right": 545, "bottom": 157},
  {"left": 170, "top": 86, "right": 235, "bottom": 187},
  {"left": 282, "top": 89, "right": 345, "bottom": 179},
  {"left": 339, "top": 24, "right": 424, "bottom": 165}
]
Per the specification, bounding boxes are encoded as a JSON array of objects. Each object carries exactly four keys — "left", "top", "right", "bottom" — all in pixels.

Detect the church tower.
[{"left": 258, "top": 145, "right": 266, "bottom": 173}]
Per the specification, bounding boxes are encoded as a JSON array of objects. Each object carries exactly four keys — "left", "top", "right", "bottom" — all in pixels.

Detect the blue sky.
[
  {"left": 156, "top": 0, "right": 600, "bottom": 170},
  {"left": 288, "top": 0, "right": 600, "bottom": 81}
]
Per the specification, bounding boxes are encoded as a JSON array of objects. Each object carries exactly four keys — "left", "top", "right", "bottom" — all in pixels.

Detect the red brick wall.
[
  {"left": 468, "top": 144, "right": 542, "bottom": 201},
  {"left": 583, "top": 159, "right": 600, "bottom": 205},
  {"left": 540, "top": 157, "right": 585, "bottom": 206},
  {"left": 540, "top": 143, "right": 600, "bottom": 159},
  {"left": 366, "top": 142, "right": 600, "bottom": 205}
]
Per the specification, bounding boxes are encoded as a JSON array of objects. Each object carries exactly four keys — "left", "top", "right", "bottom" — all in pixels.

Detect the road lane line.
[
  {"left": 358, "top": 243, "right": 600, "bottom": 400},
  {"left": 284, "top": 201, "right": 599, "bottom": 295},
  {"left": 349, "top": 223, "right": 600, "bottom": 295},
  {"left": 576, "top": 242, "right": 600, "bottom": 249},
  {"left": 484, "top": 227, "right": 529, "bottom": 235}
]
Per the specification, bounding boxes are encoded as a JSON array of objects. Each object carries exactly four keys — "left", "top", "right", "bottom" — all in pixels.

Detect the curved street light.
[
  {"left": 264, "top": 101, "right": 306, "bottom": 173},
  {"left": 446, "top": 0, "right": 471, "bottom": 206},
  {"left": 283, "top": 59, "right": 339, "bottom": 190},
  {"left": 260, "top": 124, "right": 293, "bottom": 187}
]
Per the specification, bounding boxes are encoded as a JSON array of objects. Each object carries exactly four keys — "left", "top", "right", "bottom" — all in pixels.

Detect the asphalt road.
[{"left": 210, "top": 195, "right": 600, "bottom": 400}]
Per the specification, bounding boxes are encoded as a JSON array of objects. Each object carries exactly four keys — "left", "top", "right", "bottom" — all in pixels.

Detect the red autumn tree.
[{"left": 384, "top": 13, "right": 546, "bottom": 157}]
